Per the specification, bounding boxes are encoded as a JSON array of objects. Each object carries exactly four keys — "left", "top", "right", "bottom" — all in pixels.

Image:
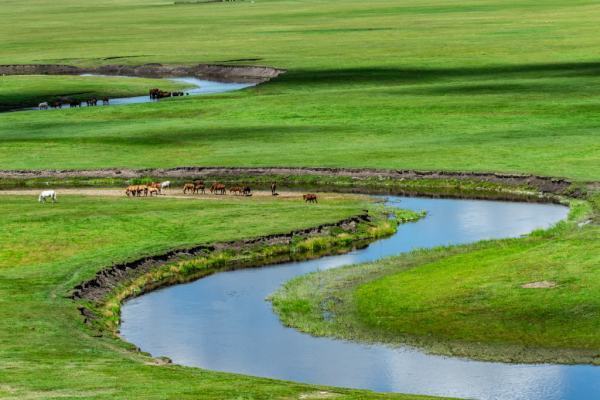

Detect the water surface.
[{"left": 121, "top": 197, "right": 600, "bottom": 400}]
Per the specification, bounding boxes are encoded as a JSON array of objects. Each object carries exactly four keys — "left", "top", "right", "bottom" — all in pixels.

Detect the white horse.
[
  {"left": 160, "top": 181, "right": 171, "bottom": 191},
  {"left": 38, "top": 102, "right": 49, "bottom": 110},
  {"left": 38, "top": 190, "right": 57, "bottom": 203}
]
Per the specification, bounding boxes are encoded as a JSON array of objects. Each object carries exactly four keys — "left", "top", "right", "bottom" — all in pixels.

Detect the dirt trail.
[{"left": 0, "top": 188, "right": 354, "bottom": 202}]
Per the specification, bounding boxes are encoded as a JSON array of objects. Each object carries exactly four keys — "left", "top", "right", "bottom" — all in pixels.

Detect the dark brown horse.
[
  {"left": 194, "top": 182, "right": 205, "bottom": 194},
  {"left": 303, "top": 194, "right": 318, "bottom": 203},
  {"left": 242, "top": 186, "right": 252, "bottom": 196}
]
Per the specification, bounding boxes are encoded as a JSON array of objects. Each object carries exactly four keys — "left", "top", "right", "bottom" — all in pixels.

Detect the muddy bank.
[
  {"left": 0, "top": 166, "right": 572, "bottom": 195},
  {"left": 0, "top": 63, "right": 285, "bottom": 83},
  {"left": 71, "top": 213, "right": 370, "bottom": 303}
]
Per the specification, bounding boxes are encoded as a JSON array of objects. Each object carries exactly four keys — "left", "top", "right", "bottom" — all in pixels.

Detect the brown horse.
[
  {"left": 210, "top": 183, "right": 226, "bottom": 195},
  {"left": 102, "top": 96, "right": 110, "bottom": 105},
  {"left": 229, "top": 186, "right": 242, "bottom": 195},
  {"left": 194, "top": 182, "right": 205, "bottom": 194},
  {"left": 242, "top": 186, "right": 252, "bottom": 196},
  {"left": 126, "top": 185, "right": 148, "bottom": 197},
  {"left": 148, "top": 182, "right": 162, "bottom": 194},
  {"left": 148, "top": 187, "right": 160, "bottom": 196},
  {"left": 183, "top": 183, "right": 196, "bottom": 194},
  {"left": 303, "top": 194, "right": 318, "bottom": 203}
]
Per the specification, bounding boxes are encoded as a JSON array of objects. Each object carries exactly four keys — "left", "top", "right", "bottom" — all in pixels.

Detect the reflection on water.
[{"left": 121, "top": 197, "right": 600, "bottom": 400}]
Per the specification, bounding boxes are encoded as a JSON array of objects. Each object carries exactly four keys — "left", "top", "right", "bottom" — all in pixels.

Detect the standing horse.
[
  {"left": 303, "top": 194, "right": 318, "bottom": 203},
  {"left": 38, "top": 102, "right": 49, "bottom": 110},
  {"left": 210, "top": 183, "right": 226, "bottom": 195},
  {"left": 102, "top": 97, "right": 110, "bottom": 105},
  {"left": 183, "top": 183, "right": 196, "bottom": 194},
  {"left": 38, "top": 190, "right": 57, "bottom": 203},
  {"left": 160, "top": 181, "right": 171, "bottom": 191}
]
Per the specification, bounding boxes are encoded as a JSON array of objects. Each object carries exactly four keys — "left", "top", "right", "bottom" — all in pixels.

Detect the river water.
[{"left": 120, "top": 196, "right": 600, "bottom": 400}]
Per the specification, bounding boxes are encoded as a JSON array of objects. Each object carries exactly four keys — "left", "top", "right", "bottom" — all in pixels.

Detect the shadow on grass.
[{"left": 277, "top": 61, "right": 600, "bottom": 86}]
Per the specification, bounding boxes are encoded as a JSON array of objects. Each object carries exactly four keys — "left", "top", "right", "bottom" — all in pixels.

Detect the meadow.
[
  {"left": 0, "top": 0, "right": 598, "bottom": 179},
  {"left": 0, "top": 194, "right": 445, "bottom": 399},
  {"left": 0, "top": 0, "right": 599, "bottom": 398}
]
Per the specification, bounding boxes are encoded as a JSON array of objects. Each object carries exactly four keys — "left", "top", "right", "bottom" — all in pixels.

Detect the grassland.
[
  {"left": 0, "top": 193, "right": 445, "bottom": 399},
  {"left": 0, "top": 75, "right": 187, "bottom": 110},
  {"left": 0, "top": 0, "right": 598, "bottom": 179},
  {"left": 271, "top": 195, "right": 600, "bottom": 364}
]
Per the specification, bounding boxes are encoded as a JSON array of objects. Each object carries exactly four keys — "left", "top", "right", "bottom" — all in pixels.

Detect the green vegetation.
[
  {"left": 271, "top": 196, "right": 600, "bottom": 364},
  {"left": 0, "top": 75, "right": 187, "bottom": 110},
  {"left": 0, "top": 0, "right": 598, "bottom": 179},
  {"left": 0, "top": 193, "right": 445, "bottom": 399}
]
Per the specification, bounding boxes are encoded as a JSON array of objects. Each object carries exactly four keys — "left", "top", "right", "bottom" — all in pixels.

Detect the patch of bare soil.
[
  {"left": 521, "top": 281, "right": 557, "bottom": 289},
  {"left": 0, "top": 166, "right": 573, "bottom": 194},
  {"left": 0, "top": 63, "right": 285, "bottom": 83}
]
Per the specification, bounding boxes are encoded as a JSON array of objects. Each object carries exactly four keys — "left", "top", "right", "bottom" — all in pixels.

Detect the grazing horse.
[
  {"left": 242, "top": 186, "right": 252, "bottom": 196},
  {"left": 102, "top": 96, "right": 110, "bottom": 105},
  {"left": 148, "top": 187, "right": 160, "bottom": 196},
  {"left": 69, "top": 99, "right": 81, "bottom": 108},
  {"left": 126, "top": 185, "right": 148, "bottom": 197},
  {"left": 194, "top": 182, "right": 205, "bottom": 194},
  {"left": 38, "top": 190, "right": 57, "bottom": 203},
  {"left": 303, "top": 194, "right": 318, "bottom": 203},
  {"left": 183, "top": 183, "right": 196, "bottom": 194},
  {"left": 148, "top": 182, "right": 162, "bottom": 194},
  {"left": 210, "top": 183, "right": 226, "bottom": 195},
  {"left": 38, "top": 102, "right": 49, "bottom": 110},
  {"left": 229, "top": 186, "right": 242, "bottom": 195},
  {"left": 51, "top": 100, "right": 62, "bottom": 109},
  {"left": 160, "top": 181, "right": 171, "bottom": 191},
  {"left": 271, "top": 181, "right": 278, "bottom": 196}
]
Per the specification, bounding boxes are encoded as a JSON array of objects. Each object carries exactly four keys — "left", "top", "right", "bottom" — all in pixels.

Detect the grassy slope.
[
  {"left": 271, "top": 197, "right": 600, "bottom": 363},
  {"left": 0, "top": 194, "right": 441, "bottom": 399},
  {"left": 0, "top": 0, "right": 598, "bottom": 179},
  {"left": 0, "top": 75, "right": 187, "bottom": 110}
]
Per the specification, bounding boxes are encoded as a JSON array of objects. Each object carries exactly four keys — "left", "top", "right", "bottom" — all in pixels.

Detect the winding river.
[
  {"left": 25, "top": 76, "right": 254, "bottom": 110},
  {"left": 120, "top": 196, "right": 600, "bottom": 400}
]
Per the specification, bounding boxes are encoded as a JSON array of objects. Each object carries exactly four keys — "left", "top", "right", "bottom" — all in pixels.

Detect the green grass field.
[
  {"left": 271, "top": 196, "right": 600, "bottom": 363},
  {"left": 1, "top": 0, "right": 599, "bottom": 398},
  {"left": 0, "top": 0, "right": 598, "bottom": 179},
  {"left": 0, "top": 194, "right": 444, "bottom": 399}
]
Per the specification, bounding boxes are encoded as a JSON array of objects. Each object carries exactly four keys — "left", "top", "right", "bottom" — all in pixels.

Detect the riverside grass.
[
  {"left": 0, "top": 193, "right": 444, "bottom": 400},
  {"left": 270, "top": 196, "right": 600, "bottom": 364},
  {"left": 0, "top": 0, "right": 598, "bottom": 179}
]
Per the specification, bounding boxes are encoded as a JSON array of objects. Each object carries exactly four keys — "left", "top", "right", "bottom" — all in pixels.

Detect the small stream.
[
  {"left": 24, "top": 76, "right": 254, "bottom": 110},
  {"left": 120, "top": 196, "right": 600, "bottom": 400}
]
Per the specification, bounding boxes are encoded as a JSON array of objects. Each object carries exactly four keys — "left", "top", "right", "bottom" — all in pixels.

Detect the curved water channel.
[
  {"left": 121, "top": 196, "right": 600, "bottom": 400},
  {"left": 23, "top": 76, "right": 254, "bottom": 111}
]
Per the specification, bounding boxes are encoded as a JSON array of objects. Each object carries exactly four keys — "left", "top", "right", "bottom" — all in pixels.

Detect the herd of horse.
[
  {"left": 149, "top": 88, "right": 188, "bottom": 99},
  {"left": 122, "top": 180, "right": 318, "bottom": 202},
  {"left": 37, "top": 87, "right": 189, "bottom": 110},
  {"left": 39, "top": 96, "right": 110, "bottom": 109},
  {"left": 36, "top": 182, "right": 318, "bottom": 203}
]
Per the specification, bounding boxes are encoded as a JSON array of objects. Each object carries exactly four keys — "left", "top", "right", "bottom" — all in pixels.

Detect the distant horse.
[
  {"left": 183, "top": 183, "right": 196, "bottom": 194},
  {"left": 229, "top": 186, "right": 242, "bottom": 195},
  {"left": 38, "top": 102, "right": 48, "bottom": 110},
  {"left": 210, "top": 183, "right": 226, "bottom": 195},
  {"left": 38, "top": 190, "right": 57, "bottom": 203},
  {"left": 85, "top": 98, "right": 98, "bottom": 106},
  {"left": 271, "top": 182, "right": 278, "bottom": 196},
  {"left": 51, "top": 100, "right": 62, "bottom": 109},
  {"left": 148, "top": 187, "right": 160, "bottom": 196},
  {"left": 126, "top": 185, "right": 148, "bottom": 197},
  {"left": 102, "top": 96, "right": 110, "bottom": 105},
  {"left": 242, "top": 186, "right": 252, "bottom": 196},
  {"left": 303, "top": 194, "right": 318, "bottom": 203},
  {"left": 69, "top": 99, "right": 81, "bottom": 108},
  {"left": 148, "top": 182, "right": 162, "bottom": 194},
  {"left": 160, "top": 181, "right": 171, "bottom": 191},
  {"left": 194, "top": 182, "right": 205, "bottom": 194}
]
